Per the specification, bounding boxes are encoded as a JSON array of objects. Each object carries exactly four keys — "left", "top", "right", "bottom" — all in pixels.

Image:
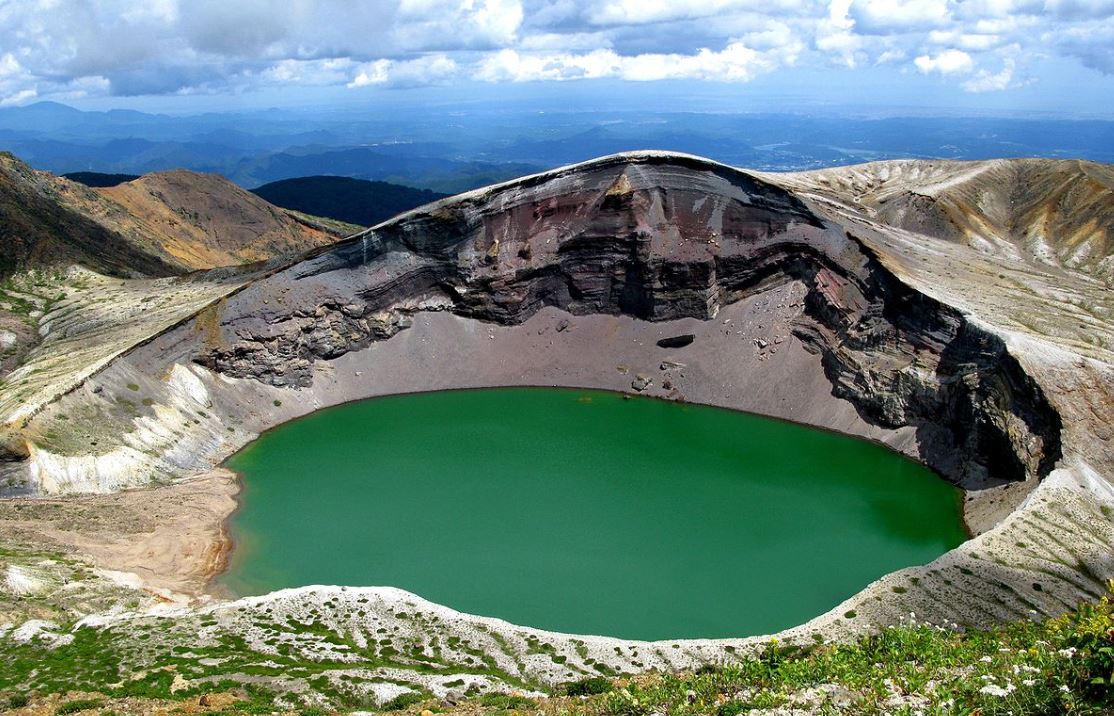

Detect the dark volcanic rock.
[
  {"left": 657, "top": 334, "right": 695, "bottom": 349},
  {"left": 188, "top": 153, "right": 1061, "bottom": 490}
]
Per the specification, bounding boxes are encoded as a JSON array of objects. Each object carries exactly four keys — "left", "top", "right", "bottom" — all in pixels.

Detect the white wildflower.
[
  {"left": 980, "top": 684, "right": 1014, "bottom": 697},
  {"left": 980, "top": 655, "right": 993, "bottom": 663},
  {"left": 1022, "top": 679, "right": 1036, "bottom": 686},
  {"left": 1060, "top": 685, "right": 1071, "bottom": 694},
  {"left": 1057, "top": 647, "right": 1076, "bottom": 658}
]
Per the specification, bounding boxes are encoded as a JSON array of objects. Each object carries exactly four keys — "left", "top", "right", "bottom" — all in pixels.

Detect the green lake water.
[{"left": 221, "top": 387, "right": 965, "bottom": 640}]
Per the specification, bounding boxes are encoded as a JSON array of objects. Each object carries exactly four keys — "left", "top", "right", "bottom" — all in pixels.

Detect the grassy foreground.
[{"left": 3, "top": 584, "right": 1113, "bottom": 716}]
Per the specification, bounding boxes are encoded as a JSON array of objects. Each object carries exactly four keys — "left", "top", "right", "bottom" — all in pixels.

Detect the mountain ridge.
[
  {"left": 0, "top": 153, "right": 350, "bottom": 278},
  {"left": 770, "top": 156, "right": 1114, "bottom": 284}
]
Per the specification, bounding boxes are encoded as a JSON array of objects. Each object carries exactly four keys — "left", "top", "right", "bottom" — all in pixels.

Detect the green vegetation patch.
[
  {"left": 1, "top": 584, "right": 1112, "bottom": 715},
  {"left": 382, "top": 691, "right": 425, "bottom": 710},
  {"left": 55, "top": 697, "right": 104, "bottom": 714},
  {"left": 564, "top": 675, "right": 615, "bottom": 696},
  {"left": 588, "top": 588, "right": 1114, "bottom": 716}
]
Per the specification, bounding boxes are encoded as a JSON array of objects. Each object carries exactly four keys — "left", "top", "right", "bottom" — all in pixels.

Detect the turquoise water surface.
[{"left": 222, "top": 388, "right": 965, "bottom": 640}]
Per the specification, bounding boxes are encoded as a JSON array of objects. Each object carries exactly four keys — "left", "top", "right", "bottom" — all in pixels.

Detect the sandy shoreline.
[{"left": 0, "top": 468, "right": 239, "bottom": 602}]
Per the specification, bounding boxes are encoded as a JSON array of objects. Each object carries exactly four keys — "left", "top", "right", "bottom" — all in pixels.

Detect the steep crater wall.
[{"left": 178, "top": 155, "right": 1060, "bottom": 492}]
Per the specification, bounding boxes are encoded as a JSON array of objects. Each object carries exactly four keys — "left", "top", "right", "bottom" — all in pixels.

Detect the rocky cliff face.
[{"left": 186, "top": 154, "right": 1059, "bottom": 490}]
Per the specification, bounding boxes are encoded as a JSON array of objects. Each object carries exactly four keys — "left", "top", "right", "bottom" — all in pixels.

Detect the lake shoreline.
[
  {"left": 0, "top": 469, "right": 238, "bottom": 605},
  {"left": 218, "top": 386, "right": 967, "bottom": 640}
]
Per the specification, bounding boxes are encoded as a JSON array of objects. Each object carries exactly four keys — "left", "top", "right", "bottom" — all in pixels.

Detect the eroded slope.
[
  {"left": 776, "top": 158, "right": 1114, "bottom": 284},
  {"left": 0, "top": 154, "right": 358, "bottom": 433},
  {"left": 98, "top": 171, "right": 342, "bottom": 269}
]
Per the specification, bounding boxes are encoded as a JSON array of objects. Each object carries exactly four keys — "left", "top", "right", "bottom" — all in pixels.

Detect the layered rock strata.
[{"left": 174, "top": 154, "right": 1052, "bottom": 491}]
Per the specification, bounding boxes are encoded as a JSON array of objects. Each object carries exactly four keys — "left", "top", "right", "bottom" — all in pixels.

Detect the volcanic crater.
[{"left": 1, "top": 151, "right": 1112, "bottom": 695}]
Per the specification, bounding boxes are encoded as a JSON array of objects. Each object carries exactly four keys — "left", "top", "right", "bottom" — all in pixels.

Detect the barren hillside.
[{"left": 774, "top": 158, "right": 1114, "bottom": 284}]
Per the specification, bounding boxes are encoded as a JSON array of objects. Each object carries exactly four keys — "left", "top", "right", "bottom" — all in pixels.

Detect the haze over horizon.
[
  {"left": 0, "top": 0, "right": 1112, "bottom": 119},
  {"left": 2, "top": 1, "right": 1112, "bottom": 193}
]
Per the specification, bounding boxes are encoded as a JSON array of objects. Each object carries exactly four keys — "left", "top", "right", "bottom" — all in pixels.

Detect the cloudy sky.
[{"left": 1, "top": 0, "right": 1112, "bottom": 115}]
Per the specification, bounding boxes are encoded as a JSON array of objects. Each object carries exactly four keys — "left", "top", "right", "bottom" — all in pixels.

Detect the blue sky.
[{"left": 1, "top": 0, "right": 1112, "bottom": 117}]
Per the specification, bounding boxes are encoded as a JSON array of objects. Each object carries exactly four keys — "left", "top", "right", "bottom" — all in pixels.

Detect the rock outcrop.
[{"left": 183, "top": 153, "right": 1058, "bottom": 490}]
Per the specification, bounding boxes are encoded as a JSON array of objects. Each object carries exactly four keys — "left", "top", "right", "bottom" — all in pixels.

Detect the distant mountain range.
[
  {"left": 251, "top": 176, "right": 446, "bottom": 227},
  {"left": 3, "top": 101, "right": 1113, "bottom": 198},
  {"left": 232, "top": 150, "right": 536, "bottom": 195}
]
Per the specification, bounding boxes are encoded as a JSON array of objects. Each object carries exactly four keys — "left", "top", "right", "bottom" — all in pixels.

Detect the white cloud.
[
  {"left": 914, "top": 48, "right": 975, "bottom": 74},
  {"left": 588, "top": 0, "right": 777, "bottom": 26},
  {"left": 0, "top": 0, "right": 1109, "bottom": 101},
  {"left": 620, "top": 42, "right": 778, "bottom": 81},
  {"left": 394, "top": 0, "right": 524, "bottom": 50},
  {"left": 962, "top": 57, "right": 1016, "bottom": 91},
  {"left": 849, "top": 0, "right": 952, "bottom": 33},
  {"left": 349, "top": 54, "right": 459, "bottom": 88},
  {"left": 474, "top": 48, "right": 619, "bottom": 81},
  {"left": 474, "top": 41, "right": 781, "bottom": 83},
  {"left": 875, "top": 48, "right": 907, "bottom": 64},
  {"left": 264, "top": 58, "right": 355, "bottom": 85},
  {"left": 348, "top": 60, "right": 393, "bottom": 88},
  {"left": 815, "top": 0, "right": 864, "bottom": 68},
  {"left": 815, "top": 30, "right": 864, "bottom": 68},
  {"left": 741, "top": 20, "right": 805, "bottom": 66},
  {"left": 0, "top": 54, "right": 23, "bottom": 79},
  {"left": 0, "top": 89, "right": 38, "bottom": 107},
  {"left": 520, "top": 32, "right": 612, "bottom": 51},
  {"left": 927, "top": 31, "right": 1004, "bottom": 51},
  {"left": 953, "top": 0, "right": 1043, "bottom": 20}
]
